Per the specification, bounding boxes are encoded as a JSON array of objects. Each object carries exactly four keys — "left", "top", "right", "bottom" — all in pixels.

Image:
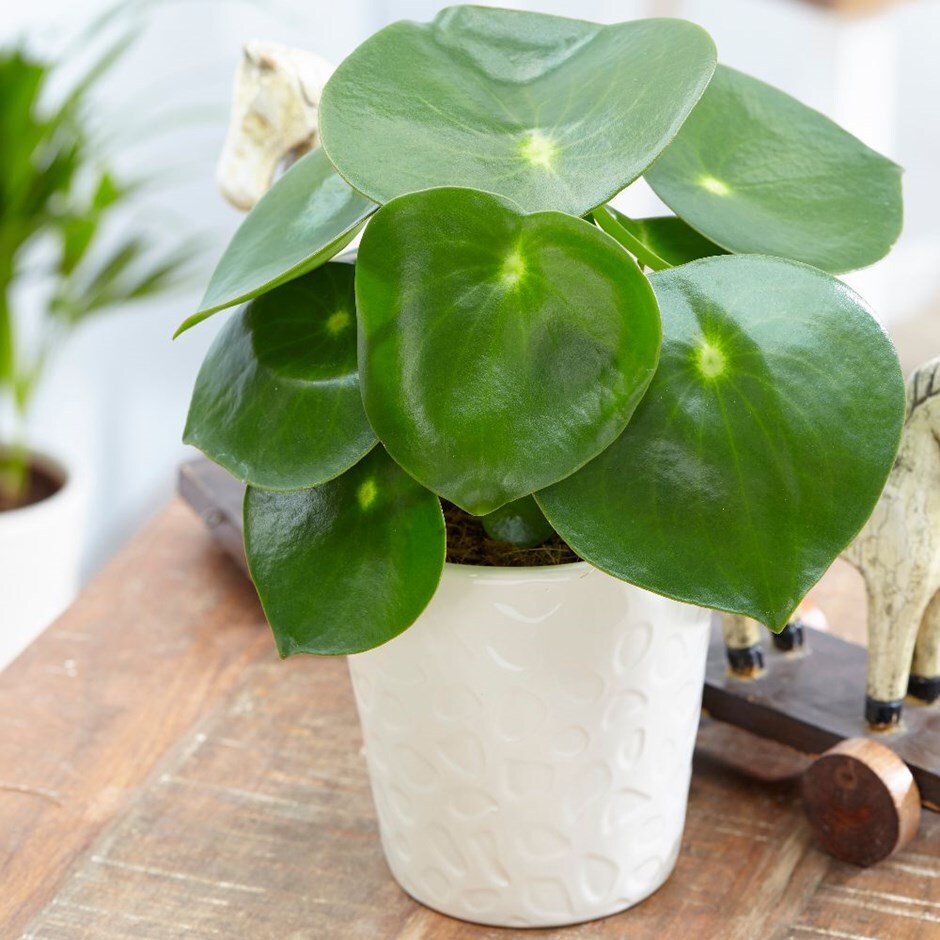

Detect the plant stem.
[{"left": 592, "top": 207, "right": 672, "bottom": 272}]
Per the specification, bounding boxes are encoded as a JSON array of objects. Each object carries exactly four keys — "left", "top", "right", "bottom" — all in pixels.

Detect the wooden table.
[{"left": 2, "top": 502, "right": 939, "bottom": 939}]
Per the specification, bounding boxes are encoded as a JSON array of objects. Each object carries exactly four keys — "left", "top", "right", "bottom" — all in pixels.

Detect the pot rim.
[{"left": 441, "top": 557, "right": 594, "bottom": 580}]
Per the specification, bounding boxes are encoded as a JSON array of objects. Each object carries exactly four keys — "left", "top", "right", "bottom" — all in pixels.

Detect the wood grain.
[
  {"left": 0, "top": 502, "right": 270, "bottom": 938},
  {"left": 4, "top": 497, "right": 940, "bottom": 938}
]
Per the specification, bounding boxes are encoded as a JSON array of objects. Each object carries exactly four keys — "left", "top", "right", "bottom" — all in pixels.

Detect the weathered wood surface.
[{"left": 3, "top": 501, "right": 940, "bottom": 939}]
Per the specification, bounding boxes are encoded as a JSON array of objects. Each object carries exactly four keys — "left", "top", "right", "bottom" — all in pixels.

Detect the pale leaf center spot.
[
  {"left": 519, "top": 130, "right": 558, "bottom": 170},
  {"left": 326, "top": 310, "right": 351, "bottom": 335},
  {"left": 699, "top": 175, "right": 731, "bottom": 197},
  {"left": 357, "top": 478, "right": 378, "bottom": 510},
  {"left": 695, "top": 339, "right": 727, "bottom": 380},
  {"left": 500, "top": 250, "right": 526, "bottom": 288}
]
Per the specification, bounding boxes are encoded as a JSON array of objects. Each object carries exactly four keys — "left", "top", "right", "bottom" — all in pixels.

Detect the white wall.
[{"left": 4, "top": 0, "right": 939, "bottom": 577}]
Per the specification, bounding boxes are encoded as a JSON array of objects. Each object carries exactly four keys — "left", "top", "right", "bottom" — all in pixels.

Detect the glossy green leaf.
[
  {"left": 482, "top": 496, "right": 555, "bottom": 548},
  {"left": 184, "top": 264, "right": 375, "bottom": 490},
  {"left": 538, "top": 255, "right": 905, "bottom": 629},
  {"left": 645, "top": 65, "right": 902, "bottom": 273},
  {"left": 320, "top": 8, "right": 716, "bottom": 215},
  {"left": 244, "top": 447, "right": 445, "bottom": 655},
  {"left": 356, "top": 187, "right": 662, "bottom": 516},
  {"left": 175, "top": 148, "right": 375, "bottom": 336},
  {"left": 608, "top": 211, "right": 727, "bottom": 267}
]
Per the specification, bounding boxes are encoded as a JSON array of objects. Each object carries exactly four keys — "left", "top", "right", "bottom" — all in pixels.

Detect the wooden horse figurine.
[
  {"left": 843, "top": 357, "right": 940, "bottom": 727},
  {"left": 216, "top": 40, "right": 334, "bottom": 211}
]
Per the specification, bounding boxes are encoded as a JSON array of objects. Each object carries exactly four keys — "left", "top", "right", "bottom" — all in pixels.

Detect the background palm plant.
[{"left": 0, "top": 31, "right": 198, "bottom": 502}]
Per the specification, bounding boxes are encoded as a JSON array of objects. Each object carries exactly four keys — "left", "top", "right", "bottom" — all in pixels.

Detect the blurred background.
[{"left": 2, "top": 0, "right": 938, "bottom": 596}]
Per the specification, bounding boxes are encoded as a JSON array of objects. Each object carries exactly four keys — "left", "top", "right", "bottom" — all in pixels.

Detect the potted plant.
[
  {"left": 179, "top": 7, "right": 905, "bottom": 928},
  {"left": 0, "top": 40, "right": 196, "bottom": 665}
]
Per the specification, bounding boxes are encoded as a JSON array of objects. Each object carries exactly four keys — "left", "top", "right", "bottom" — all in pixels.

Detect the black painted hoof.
[
  {"left": 726, "top": 644, "right": 764, "bottom": 677},
  {"left": 908, "top": 674, "right": 940, "bottom": 704},
  {"left": 865, "top": 696, "right": 904, "bottom": 729},
  {"left": 772, "top": 619, "right": 805, "bottom": 652}
]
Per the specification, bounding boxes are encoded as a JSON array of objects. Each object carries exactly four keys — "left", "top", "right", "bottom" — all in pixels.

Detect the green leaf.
[
  {"left": 320, "top": 8, "right": 715, "bottom": 215},
  {"left": 482, "top": 496, "right": 555, "bottom": 548},
  {"left": 244, "top": 448, "right": 445, "bottom": 655},
  {"left": 185, "top": 264, "right": 376, "bottom": 490},
  {"left": 645, "top": 65, "right": 902, "bottom": 273},
  {"left": 175, "top": 148, "right": 376, "bottom": 336},
  {"left": 92, "top": 171, "right": 123, "bottom": 211},
  {"left": 356, "top": 187, "right": 662, "bottom": 516},
  {"left": 61, "top": 215, "right": 98, "bottom": 275},
  {"left": 609, "top": 211, "right": 727, "bottom": 267},
  {"left": 537, "top": 255, "right": 905, "bottom": 629}
]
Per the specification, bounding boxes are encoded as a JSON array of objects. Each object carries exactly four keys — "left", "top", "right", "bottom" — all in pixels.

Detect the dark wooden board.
[
  {"left": 6, "top": 495, "right": 940, "bottom": 938},
  {"left": 703, "top": 623, "right": 940, "bottom": 808},
  {"left": 178, "top": 457, "right": 940, "bottom": 809},
  {"left": 178, "top": 457, "right": 248, "bottom": 574}
]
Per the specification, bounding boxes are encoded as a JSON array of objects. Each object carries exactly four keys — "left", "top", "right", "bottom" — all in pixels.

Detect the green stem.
[{"left": 593, "top": 207, "right": 672, "bottom": 272}]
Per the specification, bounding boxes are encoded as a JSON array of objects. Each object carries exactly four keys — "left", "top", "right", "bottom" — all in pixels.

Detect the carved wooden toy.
[
  {"left": 841, "top": 357, "right": 940, "bottom": 727},
  {"left": 216, "top": 40, "right": 334, "bottom": 211}
]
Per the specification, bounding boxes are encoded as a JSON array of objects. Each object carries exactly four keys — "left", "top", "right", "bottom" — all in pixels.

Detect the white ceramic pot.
[
  {"left": 0, "top": 449, "right": 87, "bottom": 669},
  {"left": 347, "top": 561, "right": 711, "bottom": 929}
]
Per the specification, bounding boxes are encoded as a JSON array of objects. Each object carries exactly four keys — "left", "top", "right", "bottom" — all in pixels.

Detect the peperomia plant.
[{"left": 180, "top": 7, "right": 905, "bottom": 657}]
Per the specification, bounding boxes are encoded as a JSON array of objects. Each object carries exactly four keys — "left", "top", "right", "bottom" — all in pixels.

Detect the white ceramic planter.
[
  {"left": 0, "top": 449, "right": 87, "bottom": 669},
  {"left": 348, "top": 561, "right": 711, "bottom": 928}
]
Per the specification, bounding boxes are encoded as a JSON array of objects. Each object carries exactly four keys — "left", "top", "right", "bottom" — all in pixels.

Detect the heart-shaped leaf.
[
  {"left": 244, "top": 447, "right": 445, "bottom": 655},
  {"left": 175, "top": 148, "right": 375, "bottom": 336},
  {"left": 184, "top": 264, "right": 375, "bottom": 490},
  {"left": 538, "top": 255, "right": 905, "bottom": 629},
  {"left": 320, "top": 8, "right": 715, "bottom": 216},
  {"left": 645, "top": 65, "right": 902, "bottom": 273},
  {"left": 356, "top": 187, "right": 662, "bottom": 516}
]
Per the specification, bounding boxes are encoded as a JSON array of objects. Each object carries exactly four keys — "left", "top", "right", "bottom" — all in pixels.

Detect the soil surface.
[
  {"left": 0, "top": 462, "right": 62, "bottom": 513},
  {"left": 443, "top": 500, "right": 580, "bottom": 567}
]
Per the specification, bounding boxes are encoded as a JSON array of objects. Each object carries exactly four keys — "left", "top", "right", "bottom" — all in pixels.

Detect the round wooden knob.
[{"left": 802, "top": 738, "right": 920, "bottom": 867}]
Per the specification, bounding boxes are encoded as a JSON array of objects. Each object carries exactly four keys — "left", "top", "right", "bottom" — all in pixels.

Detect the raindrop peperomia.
[{"left": 180, "top": 6, "right": 905, "bottom": 654}]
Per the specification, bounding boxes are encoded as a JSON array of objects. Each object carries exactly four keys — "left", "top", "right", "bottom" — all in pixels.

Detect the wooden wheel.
[{"left": 801, "top": 738, "right": 921, "bottom": 866}]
